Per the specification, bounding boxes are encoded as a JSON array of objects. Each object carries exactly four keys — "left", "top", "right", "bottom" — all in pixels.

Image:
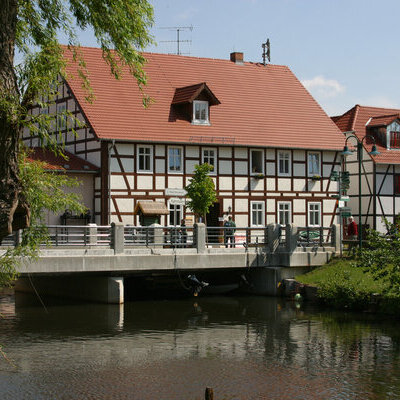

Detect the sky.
[{"left": 77, "top": 0, "right": 400, "bottom": 116}]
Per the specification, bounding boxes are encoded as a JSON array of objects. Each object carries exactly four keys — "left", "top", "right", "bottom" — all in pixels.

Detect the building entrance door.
[{"left": 206, "top": 202, "right": 220, "bottom": 243}]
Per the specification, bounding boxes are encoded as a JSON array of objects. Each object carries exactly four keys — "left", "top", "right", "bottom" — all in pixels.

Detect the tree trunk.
[{"left": 0, "top": 0, "right": 30, "bottom": 241}]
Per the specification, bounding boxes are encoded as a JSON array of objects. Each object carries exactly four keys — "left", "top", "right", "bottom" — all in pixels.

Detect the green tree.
[
  {"left": 0, "top": 152, "right": 85, "bottom": 285},
  {"left": 185, "top": 163, "right": 217, "bottom": 224},
  {"left": 0, "top": 0, "right": 154, "bottom": 240}
]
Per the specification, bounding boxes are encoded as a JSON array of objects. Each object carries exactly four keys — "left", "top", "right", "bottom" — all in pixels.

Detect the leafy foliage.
[
  {"left": 356, "top": 221, "right": 400, "bottom": 298},
  {"left": 185, "top": 164, "right": 217, "bottom": 223},
  {"left": 0, "top": 153, "right": 85, "bottom": 285}
]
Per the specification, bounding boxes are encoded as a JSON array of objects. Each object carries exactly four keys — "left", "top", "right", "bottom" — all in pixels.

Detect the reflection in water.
[{"left": 0, "top": 294, "right": 400, "bottom": 399}]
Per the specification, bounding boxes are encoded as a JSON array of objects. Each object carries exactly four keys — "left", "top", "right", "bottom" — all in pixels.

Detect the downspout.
[{"left": 108, "top": 139, "right": 116, "bottom": 224}]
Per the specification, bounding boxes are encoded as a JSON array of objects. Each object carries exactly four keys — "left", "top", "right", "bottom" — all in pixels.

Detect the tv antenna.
[
  {"left": 262, "top": 39, "right": 271, "bottom": 65},
  {"left": 159, "top": 25, "right": 193, "bottom": 55}
]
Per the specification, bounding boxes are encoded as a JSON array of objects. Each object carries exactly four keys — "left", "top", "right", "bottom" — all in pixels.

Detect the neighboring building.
[
  {"left": 332, "top": 105, "right": 400, "bottom": 233},
  {"left": 26, "top": 148, "right": 98, "bottom": 225},
  {"left": 24, "top": 47, "right": 344, "bottom": 228}
]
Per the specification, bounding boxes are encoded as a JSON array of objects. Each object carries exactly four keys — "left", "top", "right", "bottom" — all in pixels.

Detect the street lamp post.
[{"left": 341, "top": 134, "right": 380, "bottom": 251}]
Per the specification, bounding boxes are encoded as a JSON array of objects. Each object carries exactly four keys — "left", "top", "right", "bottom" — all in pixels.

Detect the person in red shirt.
[{"left": 347, "top": 216, "right": 358, "bottom": 240}]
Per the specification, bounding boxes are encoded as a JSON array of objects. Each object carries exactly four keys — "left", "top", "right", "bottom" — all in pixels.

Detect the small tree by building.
[{"left": 185, "top": 164, "right": 217, "bottom": 224}]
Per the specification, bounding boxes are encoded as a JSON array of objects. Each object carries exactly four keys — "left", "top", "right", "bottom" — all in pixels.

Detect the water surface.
[{"left": 1, "top": 294, "right": 399, "bottom": 399}]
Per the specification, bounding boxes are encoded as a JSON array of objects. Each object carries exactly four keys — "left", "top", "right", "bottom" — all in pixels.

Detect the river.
[{"left": 0, "top": 293, "right": 400, "bottom": 399}]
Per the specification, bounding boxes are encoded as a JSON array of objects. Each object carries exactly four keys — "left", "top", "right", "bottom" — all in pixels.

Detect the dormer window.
[
  {"left": 172, "top": 82, "right": 220, "bottom": 125},
  {"left": 193, "top": 100, "right": 209, "bottom": 125}
]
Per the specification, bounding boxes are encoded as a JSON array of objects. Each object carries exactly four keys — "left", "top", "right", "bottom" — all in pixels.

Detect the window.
[
  {"left": 169, "top": 202, "right": 183, "bottom": 226},
  {"left": 308, "top": 202, "right": 321, "bottom": 226},
  {"left": 57, "top": 103, "right": 66, "bottom": 131},
  {"left": 278, "top": 202, "right": 291, "bottom": 225},
  {"left": 278, "top": 151, "right": 290, "bottom": 176},
  {"left": 168, "top": 147, "right": 183, "bottom": 172},
  {"left": 137, "top": 146, "right": 153, "bottom": 172},
  {"left": 250, "top": 149, "right": 264, "bottom": 174},
  {"left": 193, "top": 100, "right": 209, "bottom": 124},
  {"left": 251, "top": 201, "right": 265, "bottom": 226},
  {"left": 202, "top": 148, "right": 216, "bottom": 173},
  {"left": 308, "top": 152, "right": 321, "bottom": 176},
  {"left": 395, "top": 174, "right": 400, "bottom": 194}
]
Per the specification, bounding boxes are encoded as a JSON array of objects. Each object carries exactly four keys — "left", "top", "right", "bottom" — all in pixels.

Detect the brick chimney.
[{"left": 230, "top": 52, "right": 244, "bottom": 64}]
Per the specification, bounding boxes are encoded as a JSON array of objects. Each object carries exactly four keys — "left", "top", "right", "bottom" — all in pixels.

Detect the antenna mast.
[
  {"left": 262, "top": 39, "right": 271, "bottom": 65},
  {"left": 159, "top": 25, "right": 193, "bottom": 55}
]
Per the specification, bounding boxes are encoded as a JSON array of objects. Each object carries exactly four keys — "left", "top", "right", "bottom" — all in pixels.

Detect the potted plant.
[
  {"left": 311, "top": 174, "right": 321, "bottom": 181},
  {"left": 253, "top": 173, "right": 265, "bottom": 180}
]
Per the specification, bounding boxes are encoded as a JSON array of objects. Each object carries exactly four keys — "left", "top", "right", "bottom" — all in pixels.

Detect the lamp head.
[
  {"left": 341, "top": 145, "right": 353, "bottom": 156},
  {"left": 369, "top": 144, "right": 380, "bottom": 156}
]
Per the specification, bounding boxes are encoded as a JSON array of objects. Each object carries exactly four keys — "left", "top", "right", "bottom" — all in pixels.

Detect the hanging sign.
[{"left": 165, "top": 188, "right": 187, "bottom": 197}]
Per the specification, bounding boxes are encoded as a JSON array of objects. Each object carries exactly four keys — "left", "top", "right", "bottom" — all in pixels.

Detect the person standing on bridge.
[{"left": 224, "top": 216, "right": 236, "bottom": 248}]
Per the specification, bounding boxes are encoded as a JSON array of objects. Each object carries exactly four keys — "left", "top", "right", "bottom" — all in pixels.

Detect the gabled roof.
[
  {"left": 332, "top": 105, "right": 400, "bottom": 164},
  {"left": 27, "top": 147, "right": 99, "bottom": 172},
  {"left": 62, "top": 46, "right": 344, "bottom": 151},
  {"left": 367, "top": 114, "right": 400, "bottom": 127},
  {"left": 172, "top": 82, "right": 220, "bottom": 105},
  {"left": 134, "top": 201, "right": 169, "bottom": 215}
]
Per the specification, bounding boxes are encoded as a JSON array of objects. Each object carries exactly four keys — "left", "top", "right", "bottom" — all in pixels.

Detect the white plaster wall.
[
  {"left": 185, "top": 160, "right": 197, "bottom": 175},
  {"left": 168, "top": 176, "right": 183, "bottom": 188},
  {"left": 266, "top": 149, "right": 275, "bottom": 160},
  {"left": 219, "top": 147, "right": 232, "bottom": 158},
  {"left": 293, "top": 163, "right": 305, "bottom": 176},
  {"left": 322, "top": 164, "right": 333, "bottom": 177},
  {"left": 379, "top": 196, "right": 394, "bottom": 215},
  {"left": 110, "top": 175, "right": 134, "bottom": 191},
  {"left": 223, "top": 198, "right": 233, "bottom": 212},
  {"left": 293, "top": 215, "right": 306, "bottom": 226},
  {"left": 266, "top": 179, "right": 275, "bottom": 191},
  {"left": 323, "top": 151, "right": 335, "bottom": 163},
  {"left": 277, "top": 178, "right": 291, "bottom": 191},
  {"left": 86, "top": 151, "right": 100, "bottom": 167},
  {"left": 266, "top": 162, "right": 275, "bottom": 176},
  {"left": 266, "top": 214, "right": 276, "bottom": 224},
  {"left": 155, "top": 145, "right": 165, "bottom": 157},
  {"left": 234, "top": 147, "right": 247, "bottom": 159},
  {"left": 235, "top": 214, "right": 248, "bottom": 227},
  {"left": 137, "top": 175, "right": 153, "bottom": 189},
  {"left": 156, "top": 176, "right": 165, "bottom": 189},
  {"left": 117, "top": 143, "right": 135, "bottom": 156},
  {"left": 235, "top": 177, "right": 248, "bottom": 191},
  {"left": 293, "top": 199, "right": 306, "bottom": 213},
  {"left": 266, "top": 199, "right": 276, "bottom": 213},
  {"left": 219, "top": 160, "right": 232, "bottom": 174},
  {"left": 293, "top": 150, "right": 305, "bottom": 161},
  {"left": 235, "top": 161, "right": 248, "bottom": 175},
  {"left": 186, "top": 146, "right": 199, "bottom": 158},
  {"left": 378, "top": 174, "right": 393, "bottom": 195},
  {"left": 293, "top": 179, "right": 306, "bottom": 192},
  {"left": 234, "top": 198, "right": 248, "bottom": 212},
  {"left": 113, "top": 198, "right": 134, "bottom": 215},
  {"left": 250, "top": 179, "right": 264, "bottom": 191},
  {"left": 156, "top": 159, "right": 165, "bottom": 174},
  {"left": 323, "top": 199, "right": 336, "bottom": 215},
  {"left": 323, "top": 215, "right": 332, "bottom": 227}
]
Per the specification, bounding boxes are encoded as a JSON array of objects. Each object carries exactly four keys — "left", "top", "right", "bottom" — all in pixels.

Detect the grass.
[{"left": 295, "top": 257, "right": 390, "bottom": 311}]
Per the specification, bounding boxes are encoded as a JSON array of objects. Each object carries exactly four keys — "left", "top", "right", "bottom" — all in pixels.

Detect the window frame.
[
  {"left": 251, "top": 201, "right": 265, "bottom": 227},
  {"left": 308, "top": 151, "right": 321, "bottom": 176},
  {"left": 168, "top": 146, "right": 183, "bottom": 173},
  {"left": 56, "top": 103, "right": 67, "bottom": 131},
  {"left": 250, "top": 149, "right": 264, "bottom": 175},
  {"left": 202, "top": 147, "right": 217, "bottom": 174},
  {"left": 137, "top": 145, "right": 153, "bottom": 173},
  {"left": 278, "top": 201, "right": 291, "bottom": 226},
  {"left": 192, "top": 100, "right": 209, "bottom": 125},
  {"left": 308, "top": 202, "right": 321, "bottom": 227},
  {"left": 278, "top": 150, "right": 291, "bottom": 176},
  {"left": 168, "top": 201, "right": 183, "bottom": 226}
]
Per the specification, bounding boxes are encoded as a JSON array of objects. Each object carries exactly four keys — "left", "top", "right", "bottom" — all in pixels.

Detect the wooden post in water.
[{"left": 205, "top": 387, "right": 214, "bottom": 400}]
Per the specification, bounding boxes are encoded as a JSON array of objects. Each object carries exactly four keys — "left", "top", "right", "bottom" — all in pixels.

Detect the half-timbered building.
[
  {"left": 332, "top": 105, "right": 400, "bottom": 233},
  {"left": 24, "top": 47, "right": 345, "bottom": 228}
]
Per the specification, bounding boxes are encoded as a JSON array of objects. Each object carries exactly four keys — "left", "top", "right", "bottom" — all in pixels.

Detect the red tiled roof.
[
  {"left": 62, "top": 46, "right": 344, "bottom": 151},
  {"left": 332, "top": 105, "right": 400, "bottom": 164},
  {"left": 27, "top": 148, "right": 98, "bottom": 172},
  {"left": 172, "top": 82, "right": 220, "bottom": 105},
  {"left": 367, "top": 114, "right": 400, "bottom": 127}
]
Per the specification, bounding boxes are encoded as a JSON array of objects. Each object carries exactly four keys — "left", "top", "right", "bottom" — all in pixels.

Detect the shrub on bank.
[{"left": 296, "top": 258, "right": 388, "bottom": 311}]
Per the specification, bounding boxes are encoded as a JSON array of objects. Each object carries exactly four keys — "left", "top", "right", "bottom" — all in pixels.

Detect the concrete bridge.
[{"left": 7, "top": 223, "right": 340, "bottom": 303}]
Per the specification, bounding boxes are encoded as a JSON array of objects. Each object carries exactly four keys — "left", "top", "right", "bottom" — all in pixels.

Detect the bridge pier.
[{"left": 15, "top": 276, "right": 124, "bottom": 304}]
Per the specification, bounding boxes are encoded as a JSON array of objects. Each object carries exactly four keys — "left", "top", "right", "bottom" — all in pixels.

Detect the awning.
[{"left": 134, "top": 201, "right": 169, "bottom": 216}]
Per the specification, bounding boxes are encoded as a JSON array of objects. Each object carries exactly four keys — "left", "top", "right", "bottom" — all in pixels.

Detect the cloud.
[
  {"left": 176, "top": 8, "right": 198, "bottom": 21},
  {"left": 301, "top": 75, "right": 345, "bottom": 98},
  {"left": 355, "top": 95, "right": 400, "bottom": 109}
]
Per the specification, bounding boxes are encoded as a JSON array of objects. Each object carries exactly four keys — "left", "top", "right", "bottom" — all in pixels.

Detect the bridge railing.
[
  {"left": 296, "top": 226, "right": 333, "bottom": 247},
  {"left": 205, "top": 227, "right": 267, "bottom": 247},
  {"left": 124, "top": 225, "right": 195, "bottom": 248}
]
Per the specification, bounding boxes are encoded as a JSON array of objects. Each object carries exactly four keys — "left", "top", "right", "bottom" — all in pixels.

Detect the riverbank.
[{"left": 295, "top": 257, "right": 400, "bottom": 314}]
